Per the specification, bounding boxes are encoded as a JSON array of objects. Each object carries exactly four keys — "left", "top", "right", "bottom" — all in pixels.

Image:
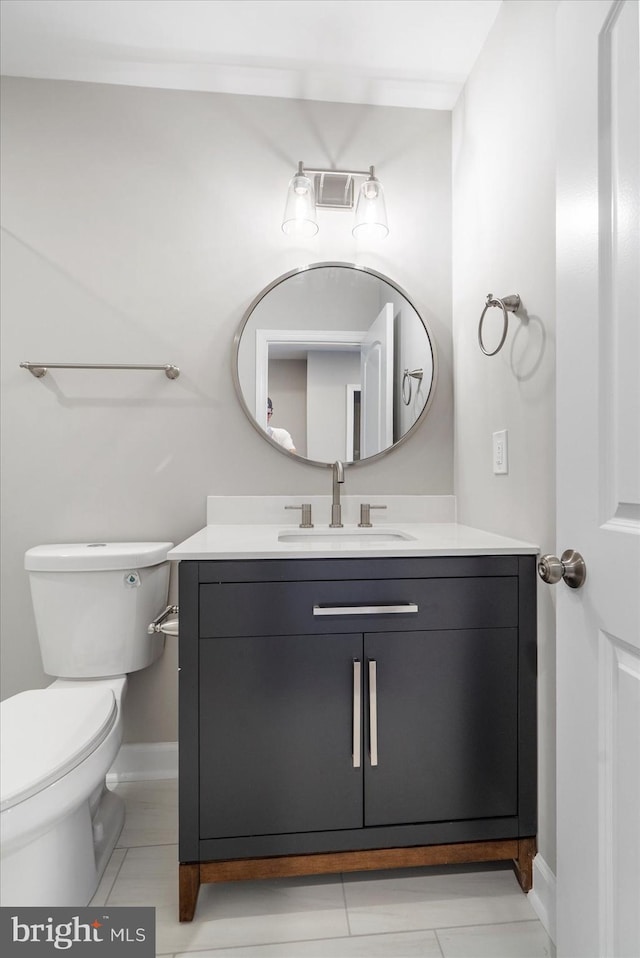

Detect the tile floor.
[{"left": 91, "top": 780, "right": 555, "bottom": 958}]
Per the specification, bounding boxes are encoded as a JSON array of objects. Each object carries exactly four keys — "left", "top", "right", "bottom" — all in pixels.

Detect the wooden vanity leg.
[
  {"left": 512, "top": 837, "right": 536, "bottom": 893},
  {"left": 179, "top": 863, "right": 200, "bottom": 922}
]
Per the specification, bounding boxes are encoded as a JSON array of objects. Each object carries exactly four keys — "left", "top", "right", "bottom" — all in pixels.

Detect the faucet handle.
[
  {"left": 285, "top": 503, "right": 314, "bottom": 528},
  {"left": 358, "top": 503, "right": 387, "bottom": 528}
]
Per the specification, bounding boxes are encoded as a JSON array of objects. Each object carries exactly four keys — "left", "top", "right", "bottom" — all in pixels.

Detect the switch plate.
[{"left": 493, "top": 429, "right": 509, "bottom": 474}]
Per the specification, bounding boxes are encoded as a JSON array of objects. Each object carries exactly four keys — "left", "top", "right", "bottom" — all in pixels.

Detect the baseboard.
[
  {"left": 107, "top": 741, "right": 178, "bottom": 783},
  {"left": 528, "top": 852, "right": 556, "bottom": 944}
]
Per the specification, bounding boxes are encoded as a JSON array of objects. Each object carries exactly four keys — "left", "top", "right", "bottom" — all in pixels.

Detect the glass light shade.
[
  {"left": 352, "top": 173, "right": 389, "bottom": 239},
  {"left": 282, "top": 171, "right": 319, "bottom": 237}
]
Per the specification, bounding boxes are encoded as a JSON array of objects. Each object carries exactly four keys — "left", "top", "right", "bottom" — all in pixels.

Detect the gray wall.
[
  {"left": 0, "top": 80, "right": 453, "bottom": 741},
  {"left": 268, "top": 359, "right": 307, "bottom": 457},
  {"left": 452, "top": 0, "right": 557, "bottom": 872}
]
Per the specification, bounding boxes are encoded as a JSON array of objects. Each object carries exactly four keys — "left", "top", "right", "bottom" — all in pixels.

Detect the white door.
[
  {"left": 360, "top": 303, "right": 394, "bottom": 458},
  {"left": 555, "top": 2, "right": 640, "bottom": 956}
]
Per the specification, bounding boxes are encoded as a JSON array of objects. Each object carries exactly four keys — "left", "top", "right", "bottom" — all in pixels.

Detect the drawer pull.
[
  {"left": 313, "top": 603, "right": 418, "bottom": 616},
  {"left": 369, "top": 659, "right": 379, "bottom": 767},
  {"left": 353, "top": 659, "right": 361, "bottom": 769}
]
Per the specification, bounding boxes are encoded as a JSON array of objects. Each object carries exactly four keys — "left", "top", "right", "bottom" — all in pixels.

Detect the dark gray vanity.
[
  {"left": 177, "top": 551, "right": 537, "bottom": 921},
  {"left": 174, "top": 263, "right": 537, "bottom": 920}
]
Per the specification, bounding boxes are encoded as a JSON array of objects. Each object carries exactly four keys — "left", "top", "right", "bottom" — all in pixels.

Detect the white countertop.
[{"left": 168, "top": 522, "right": 538, "bottom": 561}]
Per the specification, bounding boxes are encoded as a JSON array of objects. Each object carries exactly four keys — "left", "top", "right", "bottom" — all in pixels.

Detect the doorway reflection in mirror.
[
  {"left": 234, "top": 264, "right": 437, "bottom": 466},
  {"left": 266, "top": 398, "right": 296, "bottom": 453}
]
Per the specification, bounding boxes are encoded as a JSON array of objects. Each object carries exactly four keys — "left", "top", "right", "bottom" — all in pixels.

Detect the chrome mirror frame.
[{"left": 232, "top": 261, "right": 438, "bottom": 468}]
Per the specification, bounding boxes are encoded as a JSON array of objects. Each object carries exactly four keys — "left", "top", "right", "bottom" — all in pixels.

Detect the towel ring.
[
  {"left": 478, "top": 293, "right": 521, "bottom": 356},
  {"left": 402, "top": 368, "right": 424, "bottom": 405}
]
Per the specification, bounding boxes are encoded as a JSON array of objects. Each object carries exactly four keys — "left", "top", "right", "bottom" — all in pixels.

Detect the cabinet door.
[
  {"left": 199, "top": 632, "right": 363, "bottom": 839},
  {"left": 364, "top": 630, "right": 518, "bottom": 827}
]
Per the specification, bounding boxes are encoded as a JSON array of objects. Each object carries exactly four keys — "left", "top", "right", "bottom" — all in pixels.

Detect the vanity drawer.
[{"left": 199, "top": 575, "right": 518, "bottom": 638}]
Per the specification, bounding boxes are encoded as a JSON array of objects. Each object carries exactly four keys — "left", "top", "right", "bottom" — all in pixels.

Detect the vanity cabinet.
[
  {"left": 178, "top": 554, "right": 537, "bottom": 921},
  {"left": 198, "top": 631, "right": 363, "bottom": 839}
]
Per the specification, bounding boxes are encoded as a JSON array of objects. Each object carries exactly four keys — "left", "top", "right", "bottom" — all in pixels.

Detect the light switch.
[{"left": 493, "top": 430, "right": 508, "bottom": 475}]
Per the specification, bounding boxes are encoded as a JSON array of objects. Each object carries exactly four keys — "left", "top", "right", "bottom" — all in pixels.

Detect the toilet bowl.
[
  {"left": 0, "top": 541, "right": 173, "bottom": 907},
  {"left": 1, "top": 679, "right": 126, "bottom": 906}
]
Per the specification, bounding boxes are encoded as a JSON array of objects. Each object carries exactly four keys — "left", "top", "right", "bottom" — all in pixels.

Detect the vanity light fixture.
[
  {"left": 352, "top": 166, "right": 389, "bottom": 240},
  {"left": 281, "top": 161, "right": 389, "bottom": 239},
  {"left": 281, "top": 162, "right": 319, "bottom": 237}
]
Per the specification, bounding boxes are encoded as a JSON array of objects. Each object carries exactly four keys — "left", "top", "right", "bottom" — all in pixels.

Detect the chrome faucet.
[{"left": 330, "top": 460, "right": 345, "bottom": 527}]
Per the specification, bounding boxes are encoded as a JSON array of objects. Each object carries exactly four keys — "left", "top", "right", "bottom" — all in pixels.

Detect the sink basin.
[{"left": 278, "top": 529, "right": 416, "bottom": 543}]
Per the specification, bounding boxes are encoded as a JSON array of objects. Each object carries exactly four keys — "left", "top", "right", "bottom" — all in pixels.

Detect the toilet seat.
[{"left": 0, "top": 688, "right": 117, "bottom": 812}]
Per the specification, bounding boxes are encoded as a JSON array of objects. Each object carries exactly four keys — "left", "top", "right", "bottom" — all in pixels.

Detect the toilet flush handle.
[{"left": 148, "top": 604, "right": 179, "bottom": 634}]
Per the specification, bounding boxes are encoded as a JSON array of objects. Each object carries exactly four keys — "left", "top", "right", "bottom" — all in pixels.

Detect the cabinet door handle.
[
  {"left": 369, "top": 659, "right": 379, "bottom": 767},
  {"left": 313, "top": 603, "right": 418, "bottom": 616},
  {"left": 353, "top": 659, "right": 361, "bottom": 769}
]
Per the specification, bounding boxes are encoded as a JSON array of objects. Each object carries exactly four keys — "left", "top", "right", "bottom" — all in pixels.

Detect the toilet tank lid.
[{"left": 25, "top": 542, "right": 174, "bottom": 572}]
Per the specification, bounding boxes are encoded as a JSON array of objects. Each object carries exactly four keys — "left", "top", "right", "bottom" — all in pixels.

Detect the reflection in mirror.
[{"left": 233, "top": 263, "right": 437, "bottom": 466}]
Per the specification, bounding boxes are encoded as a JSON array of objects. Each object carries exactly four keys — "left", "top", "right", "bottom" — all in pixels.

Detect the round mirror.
[{"left": 233, "top": 262, "right": 437, "bottom": 466}]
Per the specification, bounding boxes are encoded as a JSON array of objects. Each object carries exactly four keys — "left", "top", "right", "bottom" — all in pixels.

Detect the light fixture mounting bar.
[
  {"left": 302, "top": 167, "right": 372, "bottom": 211},
  {"left": 302, "top": 167, "right": 371, "bottom": 178}
]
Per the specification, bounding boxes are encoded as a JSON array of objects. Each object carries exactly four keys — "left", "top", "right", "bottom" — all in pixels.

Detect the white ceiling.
[{"left": 0, "top": 0, "right": 502, "bottom": 110}]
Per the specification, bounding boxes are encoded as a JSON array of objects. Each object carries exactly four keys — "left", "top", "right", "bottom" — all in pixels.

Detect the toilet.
[{"left": 0, "top": 541, "right": 173, "bottom": 907}]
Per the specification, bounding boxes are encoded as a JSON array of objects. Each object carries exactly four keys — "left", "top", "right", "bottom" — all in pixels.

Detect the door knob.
[{"left": 538, "top": 550, "right": 586, "bottom": 589}]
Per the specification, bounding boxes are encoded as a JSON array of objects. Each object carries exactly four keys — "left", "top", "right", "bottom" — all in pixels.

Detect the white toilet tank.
[{"left": 25, "top": 542, "right": 173, "bottom": 678}]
